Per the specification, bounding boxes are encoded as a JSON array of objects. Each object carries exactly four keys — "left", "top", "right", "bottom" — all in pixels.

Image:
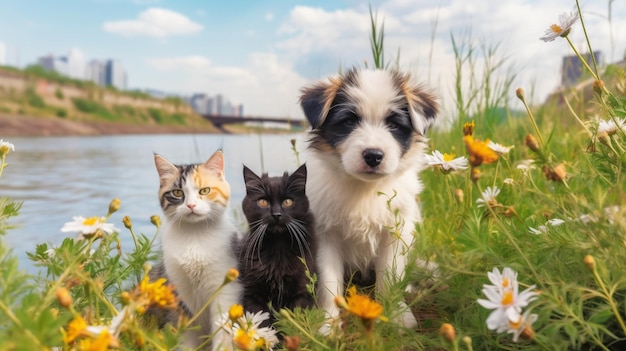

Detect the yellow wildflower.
[
  {"left": 132, "top": 275, "right": 177, "bottom": 313},
  {"left": 345, "top": 286, "right": 387, "bottom": 331},
  {"left": 464, "top": 135, "right": 499, "bottom": 167},
  {"left": 64, "top": 315, "right": 88, "bottom": 344},
  {"left": 75, "top": 329, "right": 117, "bottom": 351}
]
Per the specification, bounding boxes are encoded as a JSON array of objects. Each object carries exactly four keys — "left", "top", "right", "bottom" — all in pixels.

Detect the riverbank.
[{"left": 0, "top": 113, "right": 227, "bottom": 136}]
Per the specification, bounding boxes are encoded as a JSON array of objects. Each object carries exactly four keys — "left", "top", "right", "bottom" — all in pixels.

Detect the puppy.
[{"left": 299, "top": 67, "right": 438, "bottom": 328}]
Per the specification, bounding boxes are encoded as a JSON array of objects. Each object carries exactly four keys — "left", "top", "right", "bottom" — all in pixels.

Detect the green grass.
[{"left": 0, "top": 1, "right": 625, "bottom": 350}]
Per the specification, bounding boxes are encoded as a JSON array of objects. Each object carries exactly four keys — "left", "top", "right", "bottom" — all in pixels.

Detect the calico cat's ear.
[
  {"left": 154, "top": 154, "right": 179, "bottom": 186},
  {"left": 203, "top": 150, "right": 225, "bottom": 179},
  {"left": 288, "top": 163, "right": 307, "bottom": 190}
]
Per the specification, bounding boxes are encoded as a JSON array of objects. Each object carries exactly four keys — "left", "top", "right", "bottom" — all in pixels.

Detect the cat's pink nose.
[{"left": 187, "top": 204, "right": 196, "bottom": 210}]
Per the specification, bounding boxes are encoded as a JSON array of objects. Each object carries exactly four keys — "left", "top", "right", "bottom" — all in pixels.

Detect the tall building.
[
  {"left": 105, "top": 59, "right": 127, "bottom": 90},
  {"left": 38, "top": 54, "right": 68, "bottom": 76},
  {"left": 66, "top": 49, "right": 85, "bottom": 80},
  {"left": 561, "top": 51, "right": 603, "bottom": 88},
  {"left": 215, "top": 94, "right": 223, "bottom": 115},
  {"left": 190, "top": 93, "right": 209, "bottom": 115},
  {"left": 0, "top": 42, "right": 6, "bottom": 66},
  {"left": 85, "top": 59, "right": 106, "bottom": 86}
]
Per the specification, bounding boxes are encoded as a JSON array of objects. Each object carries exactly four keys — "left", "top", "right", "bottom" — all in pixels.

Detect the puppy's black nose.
[{"left": 362, "top": 148, "right": 384, "bottom": 167}]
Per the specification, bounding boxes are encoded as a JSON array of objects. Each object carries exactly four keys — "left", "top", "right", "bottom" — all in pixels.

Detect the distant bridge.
[{"left": 201, "top": 114, "right": 308, "bottom": 132}]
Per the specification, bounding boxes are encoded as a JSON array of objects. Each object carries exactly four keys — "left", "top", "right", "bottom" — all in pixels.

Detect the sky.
[{"left": 0, "top": 0, "right": 624, "bottom": 121}]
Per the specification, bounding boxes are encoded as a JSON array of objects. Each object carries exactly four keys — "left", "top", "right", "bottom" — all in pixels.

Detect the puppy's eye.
[
  {"left": 257, "top": 199, "right": 269, "bottom": 208},
  {"left": 387, "top": 121, "right": 399, "bottom": 130},
  {"left": 282, "top": 199, "right": 294, "bottom": 208},
  {"left": 344, "top": 117, "right": 358, "bottom": 127},
  {"left": 170, "top": 189, "right": 184, "bottom": 198},
  {"left": 199, "top": 187, "right": 210, "bottom": 195}
]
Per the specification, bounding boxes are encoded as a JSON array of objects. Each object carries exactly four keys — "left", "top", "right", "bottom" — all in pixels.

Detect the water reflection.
[{"left": 0, "top": 133, "right": 306, "bottom": 274}]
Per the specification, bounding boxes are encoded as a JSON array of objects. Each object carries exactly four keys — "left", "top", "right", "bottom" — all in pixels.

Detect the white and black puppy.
[{"left": 299, "top": 67, "right": 438, "bottom": 328}]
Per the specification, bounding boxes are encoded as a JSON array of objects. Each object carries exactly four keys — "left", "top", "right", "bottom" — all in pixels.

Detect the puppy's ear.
[
  {"left": 299, "top": 76, "right": 342, "bottom": 129},
  {"left": 406, "top": 87, "right": 439, "bottom": 135},
  {"left": 396, "top": 72, "right": 439, "bottom": 135}
]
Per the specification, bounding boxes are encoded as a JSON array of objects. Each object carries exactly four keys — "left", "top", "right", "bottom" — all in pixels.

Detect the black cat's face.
[{"left": 242, "top": 164, "right": 309, "bottom": 233}]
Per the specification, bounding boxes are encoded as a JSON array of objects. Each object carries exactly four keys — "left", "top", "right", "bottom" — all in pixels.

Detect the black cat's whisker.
[{"left": 287, "top": 221, "right": 312, "bottom": 259}]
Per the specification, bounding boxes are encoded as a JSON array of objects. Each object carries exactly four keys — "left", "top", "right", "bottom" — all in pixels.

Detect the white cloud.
[{"left": 103, "top": 7, "right": 203, "bottom": 38}]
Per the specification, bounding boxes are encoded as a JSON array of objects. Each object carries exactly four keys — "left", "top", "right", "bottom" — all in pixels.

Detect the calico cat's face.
[{"left": 154, "top": 150, "right": 230, "bottom": 224}]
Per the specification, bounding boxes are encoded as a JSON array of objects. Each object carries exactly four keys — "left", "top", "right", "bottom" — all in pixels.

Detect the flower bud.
[
  {"left": 120, "top": 291, "right": 131, "bottom": 305},
  {"left": 462, "top": 121, "right": 475, "bottom": 136},
  {"left": 150, "top": 215, "right": 161, "bottom": 228},
  {"left": 284, "top": 335, "right": 301, "bottom": 351},
  {"left": 108, "top": 198, "right": 121, "bottom": 215},
  {"left": 593, "top": 79, "right": 605, "bottom": 96},
  {"left": 454, "top": 188, "right": 464, "bottom": 204},
  {"left": 439, "top": 323, "right": 456, "bottom": 343},
  {"left": 524, "top": 134, "right": 540, "bottom": 152},
  {"left": 56, "top": 287, "right": 72, "bottom": 308},
  {"left": 462, "top": 336, "right": 472, "bottom": 347},
  {"left": 584, "top": 255, "right": 595, "bottom": 271},
  {"left": 471, "top": 168, "right": 481, "bottom": 182},
  {"left": 122, "top": 216, "right": 132, "bottom": 229},
  {"left": 224, "top": 268, "right": 239, "bottom": 284},
  {"left": 516, "top": 88, "right": 525, "bottom": 101},
  {"left": 229, "top": 304, "right": 244, "bottom": 322},
  {"left": 334, "top": 295, "right": 349, "bottom": 310}
]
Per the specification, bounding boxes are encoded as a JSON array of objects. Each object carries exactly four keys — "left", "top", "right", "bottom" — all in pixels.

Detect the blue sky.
[{"left": 0, "top": 0, "right": 624, "bottom": 120}]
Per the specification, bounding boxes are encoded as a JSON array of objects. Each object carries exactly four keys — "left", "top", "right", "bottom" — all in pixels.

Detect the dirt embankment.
[{"left": 0, "top": 113, "right": 221, "bottom": 137}]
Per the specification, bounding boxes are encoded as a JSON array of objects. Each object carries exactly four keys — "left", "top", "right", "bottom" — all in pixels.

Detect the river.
[{"left": 0, "top": 133, "right": 307, "bottom": 274}]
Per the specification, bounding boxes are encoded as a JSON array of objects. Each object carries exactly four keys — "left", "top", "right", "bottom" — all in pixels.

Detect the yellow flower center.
[
  {"left": 502, "top": 277, "right": 509, "bottom": 288},
  {"left": 443, "top": 153, "right": 456, "bottom": 162},
  {"left": 509, "top": 315, "right": 522, "bottom": 329},
  {"left": 550, "top": 24, "right": 562, "bottom": 33},
  {"left": 82, "top": 217, "right": 102, "bottom": 226},
  {"left": 501, "top": 290, "right": 514, "bottom": 306}
]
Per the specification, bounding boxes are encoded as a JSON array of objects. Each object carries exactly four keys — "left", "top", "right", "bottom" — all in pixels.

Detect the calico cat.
[
  {"left": 238, "top": 163, "right": 317, "bottom": 328},
  {"left": 153, "top": 150, "right": 241, "bottom": 350}
]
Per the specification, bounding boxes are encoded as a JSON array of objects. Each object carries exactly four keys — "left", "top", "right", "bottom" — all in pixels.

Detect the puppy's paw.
[{"left": 397, "top": 301, "right": 418, "bottom": 329}]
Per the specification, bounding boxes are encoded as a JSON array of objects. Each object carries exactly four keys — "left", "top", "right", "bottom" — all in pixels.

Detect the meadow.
[{"left": 1, "top": 1, "right": 625, "bottom": 350}]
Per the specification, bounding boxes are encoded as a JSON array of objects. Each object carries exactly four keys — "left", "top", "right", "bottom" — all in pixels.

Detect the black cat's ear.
[
  {"left": 243, "top": 165, "right": 261, "bottom": 186},
  {"left": 288, "top": 163, "right": 307, "bottom": 189}
]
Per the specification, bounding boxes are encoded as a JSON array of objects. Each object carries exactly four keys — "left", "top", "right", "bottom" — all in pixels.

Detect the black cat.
[{"left": 238, "top": 163, "right": 317, "bottom": 328}]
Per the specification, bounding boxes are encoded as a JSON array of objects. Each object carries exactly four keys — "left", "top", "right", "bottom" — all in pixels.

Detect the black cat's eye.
[
  {"left": 282, "top": 198, "right": 294, "bottom": 208},
  {"left": 199, "top": 187, "right": 211, "bottom": 195},
  {"left": 171, "top": 189, "right": 184, "bottom": 198},
  {"left": 257, "top": 199, "right": 269, "bottom": 208}
]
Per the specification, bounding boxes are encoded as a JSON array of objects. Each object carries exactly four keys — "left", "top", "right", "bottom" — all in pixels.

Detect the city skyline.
[{"left": 0, "top": 0, "right": 625, "bottom": 120}]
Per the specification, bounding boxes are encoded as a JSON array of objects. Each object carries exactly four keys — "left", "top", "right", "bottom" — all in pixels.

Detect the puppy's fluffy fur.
[{"left": 300, "top": 67, "right": 438, "bottom": 327}]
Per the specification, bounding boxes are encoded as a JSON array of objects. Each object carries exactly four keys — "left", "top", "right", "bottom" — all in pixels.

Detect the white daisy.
[
  {"left": 476, "top": 186, "right": 500, "bottom": 208},
  {"left": 547, "top": 218, "right": 566, "bottom": 227},
  {"left": 0, "top": 139, "right": 15, "bottom": 155},
  {"left": 424, "top": 150, "right": 469, "bottom": 172},
  {"left": 540, "top": 11, "right": 579, "bottom": 42},
  {"left": 516, "top": 160, "right": 536, "bottom": 175},
  {"left": 477, "top": 267, "right": 538, "bottom": 331},
  {"left": 61, "top": 216, "right": 120, "bottom": 237},
  {"left": 529, "top": 226, "right": 548, "bottom": 235},
  {"left": 487, "top": 141, "right": 514, "bottom": 155},
  {"left": 503, "top": 307, "right": 538, "bottom": 342},
  {"left": 218, "top": 310, "right": 279, "bottom": 350},
  {"left": 597, "top": 117, "right": 626, "bottom": 136}
]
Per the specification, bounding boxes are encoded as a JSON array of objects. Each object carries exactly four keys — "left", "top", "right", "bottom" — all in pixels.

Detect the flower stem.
[
  {"left": 575, "top": 0, "right": 600, "bottom": 78},
  {"left": 590, "top": 263, "right": 626, "bottom": 335},
  {"left": 279, "top": 309, "right": 330, "bottom": 350}
]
